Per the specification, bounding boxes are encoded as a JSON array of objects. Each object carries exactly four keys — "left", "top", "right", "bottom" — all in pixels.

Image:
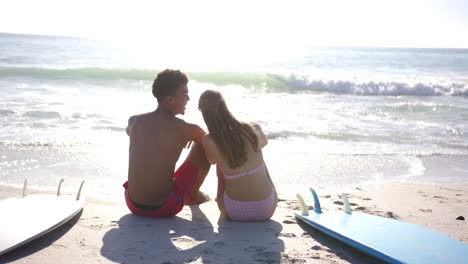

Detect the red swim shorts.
[{"left": 123, "top": 160, "right": 198, "bottom": 217}]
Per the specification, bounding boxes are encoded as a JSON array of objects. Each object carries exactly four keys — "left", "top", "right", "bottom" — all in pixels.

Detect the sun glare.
[{"left": 0, "top": 0, "right": 467, "bottom": 48}]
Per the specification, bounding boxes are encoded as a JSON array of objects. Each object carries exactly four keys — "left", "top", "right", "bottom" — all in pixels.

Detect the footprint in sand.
[
  {"left": 213, "top": 240, "right": 225, "bottom": 247},
  {"left": 52, "top": 244, "right": 67, "bottom": 248},
  {"left": 311, "top": 245, "right": 323, "bottom": 251},
  {"left": 385, "top": 211, "right": 398, "bottom": 219},
  {"left": 440, "top": 187, "right": 461, "bottom": 192},
  {"left": 283, "top": 220, "right": 296, "bottom": 224},
  {"left": 334, "top": 200, "right": 358, "bottom": 206},
  {"left": 253, "top": 250, "right": 278, "bottom": 263},
  {"left": 283, "top": 253, "right": 315, "bottom": 262},
  {"left": 279, "top": 232, "right": 296, "bottom": 238},
  {"left": 244, "top": 245, "right": 267, "bottom": 252},
  {"left": 202, "top": 247, "right": 215, "bottom": 254},
  {"left": 419, "top": 209, "right": 432, "bottom": 213}
]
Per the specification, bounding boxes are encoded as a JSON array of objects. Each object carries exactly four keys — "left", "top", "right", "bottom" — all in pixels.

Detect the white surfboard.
[{"left": 0, "top": 179, "right": 85, "bottom": 256}]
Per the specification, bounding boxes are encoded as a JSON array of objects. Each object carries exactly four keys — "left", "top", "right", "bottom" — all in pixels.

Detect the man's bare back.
[
  {"left": 127, "top": 109, "right": 194, "bottom": 207},
  {"left": 124, "top": 70, "right": 210, "bottom": 216}
]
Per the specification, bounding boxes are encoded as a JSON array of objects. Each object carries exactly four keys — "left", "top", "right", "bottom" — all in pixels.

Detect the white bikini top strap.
[{"left": 223, "top": 163, "right": 266, "bottom": 180}]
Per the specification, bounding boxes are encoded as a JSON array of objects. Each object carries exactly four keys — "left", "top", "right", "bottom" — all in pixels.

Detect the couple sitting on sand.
[{"left": 123, "top": 69, "right": 277, "bottom": 221}]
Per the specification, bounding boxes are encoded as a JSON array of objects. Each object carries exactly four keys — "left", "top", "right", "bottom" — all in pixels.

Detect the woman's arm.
[
  {"left": 265, "top": 167, "right": 276, "bottom": 191},
  {"left": 201, "top": 134, "right": 218, "bottom": 164},
  {"left": 216, "top": 164, "right": 230, "bottom": 220}
]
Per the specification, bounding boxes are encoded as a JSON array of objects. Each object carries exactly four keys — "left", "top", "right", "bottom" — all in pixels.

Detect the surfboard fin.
[
  {"left": 341, "top": 193, "right": 352, "bottom": 214},
  {"left": 296, "top": 194, "right": 309, "bottom": 216},
  {"left": 57, "top": 179, "right": 64, "bottom": 196},
  {"left": 309, "top": 188, "right": 322, "bottom": 214},
  {"left": 22, "top": 179, "right": 27, "bottom": 197},
  {"left": 76, "top": 180, "right": 85, "bottom": 201}
]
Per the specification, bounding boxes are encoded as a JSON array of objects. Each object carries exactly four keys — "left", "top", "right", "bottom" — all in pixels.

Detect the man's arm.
[{"left": 183, "top": 122, "right": 206, "bottom": 144}]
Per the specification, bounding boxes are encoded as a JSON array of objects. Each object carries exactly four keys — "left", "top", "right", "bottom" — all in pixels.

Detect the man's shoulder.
[
  {"left": 128, "top": 112, "right": 199, "bottom": 132},
  {"left": 173, "top": 116, "right": 187, "bottom": 124},
  {"left": 127, "top": 112, "right": 158, "bottom": 132},
  {"left": 129, "top": 111, "right": 167, "bottom": 124},
  {"left": 168, "top": 118, "right": 204, "bottom": 143},
  {"left": 128, "top": 112, "right": 151, "bottom": 121}
]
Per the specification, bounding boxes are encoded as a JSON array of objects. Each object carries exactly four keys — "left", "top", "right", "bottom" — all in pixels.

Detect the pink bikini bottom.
[{"left": 223, "top": 190, "right": 277, "bottom": 221}]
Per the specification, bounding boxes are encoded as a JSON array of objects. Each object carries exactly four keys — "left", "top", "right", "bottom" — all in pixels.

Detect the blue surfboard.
[{"left": 295, "top": 188, "right": 468, "bottom": 264}]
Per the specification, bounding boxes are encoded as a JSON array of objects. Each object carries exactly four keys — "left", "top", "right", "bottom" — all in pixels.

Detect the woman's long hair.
[{"left": 199, "top": 90, "right": 259, "bottom": 168}]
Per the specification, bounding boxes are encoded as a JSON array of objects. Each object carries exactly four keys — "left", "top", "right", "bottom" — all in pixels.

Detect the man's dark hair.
[{"left": 152, "top": 69, "right": 189, "bottom": 103}]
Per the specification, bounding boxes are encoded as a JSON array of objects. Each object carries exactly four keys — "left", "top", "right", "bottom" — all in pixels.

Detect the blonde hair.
[{"left": 198, "top": 90, "right": 259, "bottom": 168}]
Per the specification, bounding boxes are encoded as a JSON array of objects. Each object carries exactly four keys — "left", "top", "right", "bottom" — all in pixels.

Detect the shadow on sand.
[{"left": 101, "top": 205, "right": 284, "bottom": 263}]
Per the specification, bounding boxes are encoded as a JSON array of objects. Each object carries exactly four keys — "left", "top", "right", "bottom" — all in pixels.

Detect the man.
[{"left": 123, "top": 69, "right": 210, "bottom": 217}]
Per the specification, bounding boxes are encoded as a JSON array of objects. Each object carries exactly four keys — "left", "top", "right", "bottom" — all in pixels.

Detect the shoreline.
[
  {"left": 1, "top": 181, "right": 467, "bottom": 263},
  {"left": 2, "top": 150, "right": 467, "bottom": 203}
]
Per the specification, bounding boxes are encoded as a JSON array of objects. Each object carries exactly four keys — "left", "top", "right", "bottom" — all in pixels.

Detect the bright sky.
[{"left": 0, "top": 0, "right": 467, "bottom": 49}]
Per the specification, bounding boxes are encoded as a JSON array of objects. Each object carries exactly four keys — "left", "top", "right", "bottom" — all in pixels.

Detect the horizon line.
[{"left": 1, "top": 31, "right": 468, "bottom": 50}]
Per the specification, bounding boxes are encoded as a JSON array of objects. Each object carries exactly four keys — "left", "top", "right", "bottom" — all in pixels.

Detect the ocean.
[{"left": 0, "top": 32, "right": 467, "bottom": 200}]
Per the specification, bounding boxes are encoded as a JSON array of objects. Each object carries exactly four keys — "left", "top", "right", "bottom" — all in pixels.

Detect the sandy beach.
[
  {"left": 0, "top": 181, "right": 467, "bottom": 264},
  {"left": 1, "top": 3, "right": 468, "bottom": 263}
]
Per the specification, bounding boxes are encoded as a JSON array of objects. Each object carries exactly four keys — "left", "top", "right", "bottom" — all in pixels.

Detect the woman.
[{"left": 198, "top": 90, "right": 277, "bottom": 221}]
